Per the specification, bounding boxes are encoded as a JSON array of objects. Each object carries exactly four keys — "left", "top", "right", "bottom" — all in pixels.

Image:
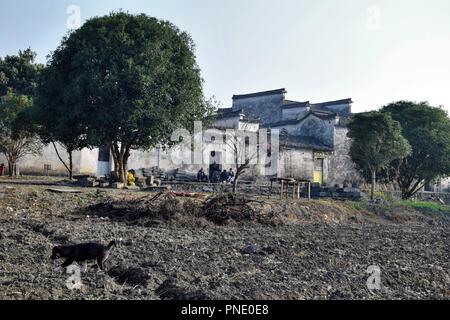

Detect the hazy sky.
[{"left": 1, "top": 0, "right": 449, "bottom": 113}]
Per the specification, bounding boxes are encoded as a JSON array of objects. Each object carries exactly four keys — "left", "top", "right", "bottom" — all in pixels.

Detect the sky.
[{"left": 1, "top": 0, "right": 449, "bottom": 113}]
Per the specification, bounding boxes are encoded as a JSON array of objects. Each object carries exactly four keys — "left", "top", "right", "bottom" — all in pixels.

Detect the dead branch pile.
[{"left": 87, "top": 192, "right": 280, "bottom": 226}]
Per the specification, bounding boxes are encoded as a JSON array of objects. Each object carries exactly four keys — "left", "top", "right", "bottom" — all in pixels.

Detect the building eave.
[{"left": 233, "top": 88, "right": 287, "bottom": 100}]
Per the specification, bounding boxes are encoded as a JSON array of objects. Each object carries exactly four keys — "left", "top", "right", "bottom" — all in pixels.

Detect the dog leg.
[
  {"left": 62, "top": 259, "right": 74, "bottom": 268},
  {"left": 82, "top": 262, "right": 88, "bottom": 273}
]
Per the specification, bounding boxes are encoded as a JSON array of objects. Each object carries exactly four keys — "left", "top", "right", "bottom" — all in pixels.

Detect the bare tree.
[
  {"left": 0, "top": 133, "right": 42, "bottom": 177},
  {"left": 224, "top": 124, "right": 259, "bottom": 193}
]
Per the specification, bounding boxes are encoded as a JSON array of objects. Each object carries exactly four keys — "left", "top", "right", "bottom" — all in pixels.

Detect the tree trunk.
[
  {"left": 8, "top": 162, "right": 13, "bottom": 177},
  {"left": 117, "top": 153, "right": 125, "bottom": 184},
  {"left": 7, "top": 159, "right": 16, "bottom": 177},
  {"left": 233, "top": 165, "right": 247, "bottom": 194},
  {"left": 52, "top": 142, "right": 73, "bottom": 179},
  {"left": 232, "top": 175, "right": 238, "bottom": 193},
  {"left": 68, "top": 151, "right": 73, "bottom": 180},
  {"left": 111, "top": 142, "right": 130, "bottom": 184},
  {"left": 109, "top": 142, "right": 119, "bottom": 179},
  {"left": 401, "top": 180, "right": 426, "bottom": 200},
  {"left": 123, "top": 159, "right": 129, "bottom": 184},
  {"left": 370, "top": 169, "right": 376, "bottom": 201}
]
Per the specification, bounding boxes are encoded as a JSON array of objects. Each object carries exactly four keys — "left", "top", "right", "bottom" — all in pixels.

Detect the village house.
[
  {"left": 208, "top": 88, "right": 360, "bottom": 186},
  {"left": 0, "top": 88, "right": 368, "bottom": 187}
]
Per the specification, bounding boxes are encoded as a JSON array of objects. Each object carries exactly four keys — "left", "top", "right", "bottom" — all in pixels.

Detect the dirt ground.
[{"left": 0, "top": 184, "right": 449, "bottom": 300}]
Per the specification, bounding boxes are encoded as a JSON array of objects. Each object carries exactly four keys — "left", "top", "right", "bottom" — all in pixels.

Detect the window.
[{"left": 98, "top": 146, "right": 111, "bottom": 162}]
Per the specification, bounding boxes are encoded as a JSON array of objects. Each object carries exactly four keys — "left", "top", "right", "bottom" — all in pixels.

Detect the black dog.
[{"left": 51, "top": 241, "right": 117, "bottom": 271}]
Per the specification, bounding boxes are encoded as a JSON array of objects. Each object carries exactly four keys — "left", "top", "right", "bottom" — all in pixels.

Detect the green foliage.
[
  {"left": 348, "top": 112, "right": 411, "bottom": 200},
  {"left": 0, "top": 93, "right": 42, "bottom": 175},
  {"left": 0, "top": 48, "right": 43, "bottom": 96},
  {"left": 396, "top": 200, "right": 450, "bottom": 215},
  {"left": 0, "top": 93, "right": 32, "bottom": 136},
  {"left": 348, "top": 112, "right": 411, "bottom": 172},
  {"left": 0, "top": 49, "right": 44, "bottom": 176},
  {"left": 33, "top": 66, "right": 89, "bottom": 152},
  {"left": 39, "top": 12, "right": 213, "bottom": 182},
  {"left": 381, "top": 101, "right": 450, "bottom": 199}
]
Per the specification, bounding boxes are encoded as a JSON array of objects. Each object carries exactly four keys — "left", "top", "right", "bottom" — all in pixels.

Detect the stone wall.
[
  {"left": 327, "top": 127, "right": 361, "bottom": 186},
  {"left": 278, "top": 148, "right": 314, "bottom": 180},
  {"left": 0, "top": 143, "right": 83, "bottom": 176},
  {"left": 319, "top": 102, "right": 351, "bottom": 117},
  {"left": 281, "top": 115, "right": 335, "bottom": 147},
  {"left": 214, "top": 116, "right": 241, "bottom": 130}
]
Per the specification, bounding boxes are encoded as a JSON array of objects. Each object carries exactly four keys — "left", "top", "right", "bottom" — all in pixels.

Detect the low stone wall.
[
  {"left": 163, "top": 181, "right": 282, "bottom": 196},
  {"left": 163, "top": 182, "right": 450, "bottom": 203}
]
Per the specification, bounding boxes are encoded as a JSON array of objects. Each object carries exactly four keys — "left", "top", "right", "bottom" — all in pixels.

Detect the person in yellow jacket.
[{"left": 127, "top": 170, "right": 136, "bottom": 186}]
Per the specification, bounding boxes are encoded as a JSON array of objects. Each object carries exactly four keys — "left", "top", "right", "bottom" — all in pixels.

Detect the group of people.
[{"left": 197, "top": 167, "right": 235, "bottom": 184}]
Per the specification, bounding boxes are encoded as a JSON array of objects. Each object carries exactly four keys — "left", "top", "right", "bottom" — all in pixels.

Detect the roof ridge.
[
  {"left": 233, "top": 88, "right": 286, "bottom": 100},
  {"left": 311, "top": 98, "right": 353, "bottom": 107}
]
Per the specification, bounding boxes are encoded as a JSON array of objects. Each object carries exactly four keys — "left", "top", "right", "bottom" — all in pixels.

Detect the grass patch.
[
  {"left": 343, "top": 200, "right": 367, "bottom": 212},
  {"left": 396, "top": 200, "right": 450, "bottom": 214}
]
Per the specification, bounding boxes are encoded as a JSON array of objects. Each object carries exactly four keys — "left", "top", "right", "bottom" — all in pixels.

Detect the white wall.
[{"left": 0, "top": 143, "right": 83, "bottom": 176}]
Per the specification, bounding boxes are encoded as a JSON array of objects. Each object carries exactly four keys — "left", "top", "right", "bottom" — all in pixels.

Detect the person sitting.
[
  {"left": 211, "top": 170, "right": 221, "bottom": 183},
  {"left": 220, "top": 170, "right": 229, "bottom": 183},
  {"left": 228, "top": 168, "right": 235, "bottom": 183},
  {"left": 197, "top": 168, "right": 207, "bottom": 182}
]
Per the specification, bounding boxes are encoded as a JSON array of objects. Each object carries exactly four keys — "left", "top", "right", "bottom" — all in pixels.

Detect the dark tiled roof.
[
  {"left": 280, "top": 135, "right": 334, "bottom": 152},
  {"left": 215, "top": 109, "right": 243, "bottom": 119},
  {"left": 282, "top": 101, "right": 310, "bottom": 110},
  {"left": 264, "top": 111, "right": 337, "bottom": 128},
  {"left": 217, "top": 108, "right": 233, "bottom": 113},
  {"left": 233, "top": 88, "right": 287, "bottom": 100},
  {"left": 311, "top": 111, "right": 337, "bottom": 120},
  {"left": 242, "top": 117, "right": 261, "bottom": 124},
  {"left": 310, "top": 98, "right": 353, "bottom": 108}
]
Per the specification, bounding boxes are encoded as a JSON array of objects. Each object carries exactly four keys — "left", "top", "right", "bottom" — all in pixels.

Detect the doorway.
[
  {"left": 97, "top": 146, "right": 111, "bottom": 177},
  {"left": 313, "top": 158, "right": 324, "bottom": 185},
  {"left": 209, "top": 151, "right": 222, "bottom": 181}
]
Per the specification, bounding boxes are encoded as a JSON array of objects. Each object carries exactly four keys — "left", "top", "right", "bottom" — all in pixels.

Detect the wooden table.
[{"left": 270, "top": 178, "right": 311, "bottom": 200}]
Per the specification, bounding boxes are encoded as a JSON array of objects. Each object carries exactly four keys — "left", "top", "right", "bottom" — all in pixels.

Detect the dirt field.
[{"left": 0, "top": 184, "right": 449, "bottom": 300}]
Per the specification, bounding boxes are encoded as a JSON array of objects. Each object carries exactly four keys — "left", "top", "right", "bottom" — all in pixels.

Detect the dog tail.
[{"left": 107, "top": 241, "right": 117, "bottom": 250}]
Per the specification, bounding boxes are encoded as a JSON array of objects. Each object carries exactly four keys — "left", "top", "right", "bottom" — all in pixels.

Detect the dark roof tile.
[
  {"left": 310, "top": 98, "right": 353, "bottom": 108},
  {"left": 282, "top": 101, "right": 310, "bottom": 109},
  {"left": 233, "top": 88, "right": 286, "bottom": 100},
  {"left": 280, "top": 135, "right": 334, "bottom": 152}
]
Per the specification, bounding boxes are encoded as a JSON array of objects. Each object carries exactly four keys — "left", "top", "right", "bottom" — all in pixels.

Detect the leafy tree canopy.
[
  {"left": 0, "top": 92, "right": 42, "bottom": 176},
  {"left": 39, "top": 12, "right": 213, "bottom": 182},
  {"left": 381, "top": 101, "right": 450, "bottom": 198},
  {"left": 0, "top": 48, "right": 43, "bottom": 97},
  {"left": 348, "top": 111, "right": 411, "bottom": 200}
]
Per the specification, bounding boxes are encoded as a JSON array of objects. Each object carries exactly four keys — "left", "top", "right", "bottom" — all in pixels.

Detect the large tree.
[
  {"left": 381, "top": 101, "right": 450, "bottom": 199},
  {"left": 40, "top": 12, "right": 212, "bottom": 183},
  {"left": 0, "top": 93, "right": 42, "bottom": 176},
  {"left": 348, "top": 112, "right": 411, "bottom": 201}
]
